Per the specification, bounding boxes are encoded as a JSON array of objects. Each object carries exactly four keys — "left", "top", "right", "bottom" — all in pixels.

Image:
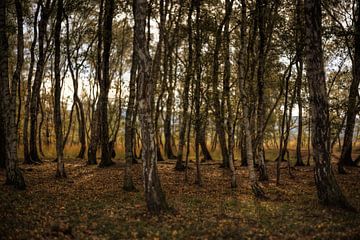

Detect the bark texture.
[
  {"left": 135, "top": 0, "right": 169, "bottom": 214},
  {"left": 0, "top": 0, "right": 25, "bottom": 189},
  {"left": 54, "top": 0, "right": 66, "bottom": 178},
  {"left": 304, "top": 0, "right": 354, "bottom": 210}
]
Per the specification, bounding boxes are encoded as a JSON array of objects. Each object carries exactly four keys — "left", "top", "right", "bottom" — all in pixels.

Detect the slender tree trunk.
[
  {"left": 29, "top": 0, "right": 52, "bottom": 164},
  {"left": 211, "top": 8, "right": 231, "bottom": 168},
  {"left": 238, "top": 0, "right": 264, "bottom": 198},
  {"left": 255, "top": 0, "right": 268, "bottom": 181},
  {"left": 194, "top": 0, "right": 203, "bottom": 186},
  {"left": 276, "top": 65, "right": 292, "bottom": 185},
  {"left": 135, "top": 0, "right": 169, "bottom": 214},
  {"left": 123, "top": 2, "right": 138, "bottom": 191},
  {"left": 0, "top": 0, "right": 25, "bottom": 189},
  {"left": 88, "top": 0, "right": 104, "bottom": 165},
  {"left": 223, "top": 0, "right": 236, "bottom": 187},
  {"left": 98, "top": 0, "right": 115, "bottom": 168},
  {"left": 304, "top": 0, "right": 354, "bottom": 210},
  {"left": 23, "top": 0, "right": 40, "bottom": 164},
  {"left": 295, "top": 0, "right": 305, "bottom": 167},
  {"left": 176, "top": 1, "right": 194, "bottom": 171},
  {"left": 338, "top": 0, "right": 360, "bottom": 172},
  {"left": 54, "top": 0, "right": 66, "bottom": 177}
]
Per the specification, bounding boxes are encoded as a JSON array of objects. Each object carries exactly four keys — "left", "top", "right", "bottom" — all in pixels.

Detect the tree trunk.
[
  {"left": 54, "top": 0, "right": 66, "bottom": 178},
  {"left": 194, "top": 0, "right": 203, "bottom": 186},
  {"left": 123, "top": 1, "right": 138, "bottom": 191},
  {"left": 304, "top": 0, "right": 354, "bottom": 210},
  {"left": 88, "top": 0, "right": 104, "bottom": 165},
  {"left": 23, "top": 0, "right": 40, "bottom": 164},
  {"left": 175, "top": 1, "right": 194, "bottom": 171},
  {"left": 255, "top": 0, "right": 268, "bottom": 181},
  {"left": 238, "top": 0, "right": 264, "bottom": 198},
  {"left": 223, "top": 0, "right": 236, "bottom": 187},
  {"left": 338, "top": 0, "right": 360, "bottom": 172},
  {"left": 29, "top": 0, "right": 52, "bottom": 164},
  {"left": 134, "top": 0, "right": 169, "bottom": 214},
  {"left": 211, "top": 8, "right": 230, "bottom": 168},
  {"left": 0, "top": 0, "right": 25, "bottom": 189},
  {"left": 295, "top": 0, "right": 305, "bottom": 167},
  {"left": 98, "top": 0, "right": 115, "bottom": 168}
]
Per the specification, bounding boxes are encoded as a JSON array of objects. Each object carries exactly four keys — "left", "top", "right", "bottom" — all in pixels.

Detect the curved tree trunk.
[
  {"left": 304, "top": 0, "right": 354, "bottom": 210},
  {"left": 29, "top": 0, "right": 52, "bottom": 164},
  {"left": 338, "top": 0, "right": 360, "bottom": 172}
]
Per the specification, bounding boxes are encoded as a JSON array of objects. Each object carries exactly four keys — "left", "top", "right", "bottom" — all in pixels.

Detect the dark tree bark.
[
  {"left": 175, "top": 1, "right": 194, "bottom": 171},
  {"left": 0, "top": 111, "right": 5, "bottom": 168},
  {"left": 338, "top": 0, "right": 360, "bottom": 172},
  {"left": 238, "top": 0, "right": 264, "bottom": 198},
  {"left": 294, "top": 0, "right": 305, "bottom": 167},
  {"left": 54, "top": 0, "right": 66, "bottom": 177},
  {"left": 194, "top": 0, "right": 203, "bottom": 186},
  {"left": 23, "top": 0, "right": 40, "bottom": 164},
  {"left": 211, "top": 3, "right": 231, "bottom": 168},
  {"left": 0, "top": 0, "right": 25, "bottom": 189},
  {"left": 98, "top": 0, "right": 115, "bottom": 168},
  {"left": 88, "top": 0, "right": 104, "bottom": 165},
  {"left": 304, "top": 0, "right": 354, "bottom": 210},
  {"left": 223, "top": 0, "right": 236, "bottom": 187},
  {"left": 255, "top": 0, "right": 269, "bottom": 181},
  {"left": 29, "top": 0, "right": 52, "bottom": 164},
  {"left": 123, "top": 1, "right": 138, "bottom": 191},
  {"left": 134, "top": 0, "right": 170, "bottom": 214}
]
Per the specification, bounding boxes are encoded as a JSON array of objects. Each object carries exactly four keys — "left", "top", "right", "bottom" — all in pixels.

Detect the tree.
[
  {"left": 98, "top": 0, "right": 115, "bottom": 167},
  {"left": 338, "top": 0, "right": 360, "bottom": 172},
  {"left": 304, "top": 0, "right": 354, "bottom": 210},
  {"left": 175, "top": 1, "right": 194, "bottom": 171},
  {"left": 238, "top": 0, "right": 264, "bottom": 198},
  {"left": 29, "top": 0, "right": 53, "bottom": 164},
  {"left": 23, "top": 0, "right": 40, "bottom": 164},
  {"left": 0, "top": 0, "right": 25, "bottom": 189},
  {"left": 134, "top": 0, "right": 169, "bottom": 214},
  {"left": 54, "top": 0, "right": 66, "bottom": 177},
  {"left": 294, "top": 0, "right": 305, "bottom": 167},
  {"left": 88, "top": 0, "right": 104, "bottom": 165}
]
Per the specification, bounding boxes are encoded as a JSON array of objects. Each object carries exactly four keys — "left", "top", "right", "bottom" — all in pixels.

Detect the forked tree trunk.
[
  {"left": 98, "top": 0, "right": 115, "bottom": 168},
  {"left": 88, "top": 0, "right": 104, "bottom": 165},
  {"left": 304, "top": 0, "right": 354, "bottom": 211},
  {"left": 23, "top": 0, "right": 40, "bottom": 164},
  {"left": 134, "top": 0, "right": 169, "bottom": 214},
  {"left": 0, "top": 0, "right": 25, "bottom": 189}
]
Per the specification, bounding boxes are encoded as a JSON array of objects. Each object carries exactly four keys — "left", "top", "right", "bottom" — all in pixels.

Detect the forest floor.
[{"left": 1, "top": 154, "right": 360, "bottom": 240}]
